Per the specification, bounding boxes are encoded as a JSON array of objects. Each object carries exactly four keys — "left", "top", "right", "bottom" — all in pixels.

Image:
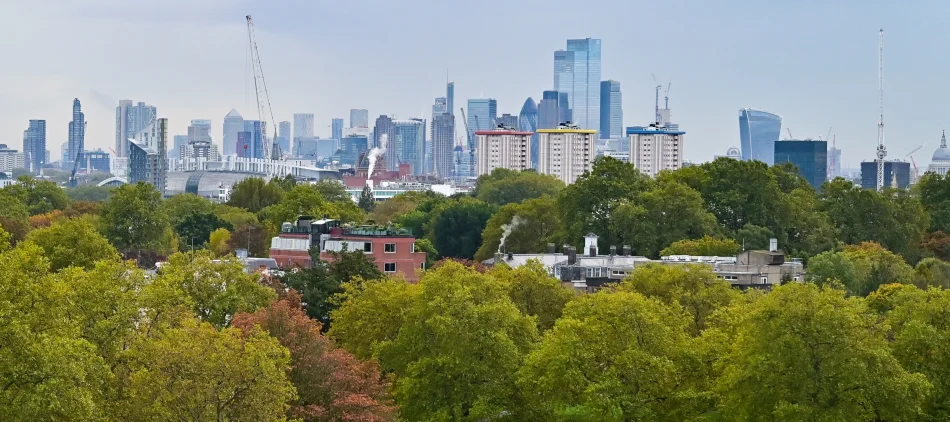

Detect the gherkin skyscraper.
[{"left": 519, "top": 97, "right": 538, "bottom": 169}]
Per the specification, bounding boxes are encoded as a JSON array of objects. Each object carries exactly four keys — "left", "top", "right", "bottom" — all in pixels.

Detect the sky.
[{"left": 2, "top": 0, "right": 948, "bottom": 169}]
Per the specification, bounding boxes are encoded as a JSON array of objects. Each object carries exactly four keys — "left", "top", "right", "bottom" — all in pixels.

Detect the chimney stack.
[
  {"left": 769, "top": 238, "right": 778, "bottom": 252},
  {"left": 623, "top": 245, "right": 632, "bottom": 256},
  {"left": 567, "top": 247, "right": 577, "bottom": 265},
  {"left": 610, "top": 245, "right": 617, "bottom": 256},
  {"left": 494, "top": 252, "right": 504, "bottom": 263},
  {"left": 547, "top": 243, "right": 556, "bottom": 254},
  {"left": 584, "top": 233, "right": 599, "bottom": 257}
]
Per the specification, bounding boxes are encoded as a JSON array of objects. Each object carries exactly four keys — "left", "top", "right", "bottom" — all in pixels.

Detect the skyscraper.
[
  {"left": 331, "top": 118, "right": 344, "bottom": 141},
  {"left": 341, "top": 135, "right": 368, "bottom": 166},
  {"left": 349, "top": 109, "right": 369, "bottom": 128},
  {"left": 374, "top": 115, "right": 394, "bottom": 151},
  {"left": 738, "top": 108, "right": 782, "bottom": 165},
  {"left": 244, "top": 120, "right": 265, "bottom": 159},
  {"left": 294, "top": 113, "right": 314, "bottom": 140},
  {"left": 278, "top": 121, "right": 291, "bottom": 155},
  {"left": 554, "top": 38, "right": 601, "bottom": 130},
  {"left": 627, "top": 126, "right": 685, "bottom": 177},
  {"left": 130, "top": 118, "right": 168, "bottom": 193},
  {"left": 391, "top": 119, "right": 426, "bottom": 175},
  {"left": 537, "top": 124, "right": 595, "bottom": 184},
  {"left": 172, "top": 135, "right": 189, "bottom": 159},
  {"left": 538, "top": 91, "right": 560, "bottom": 129},
  {"left": 467, "top": 99, "right": 497, "bottom": 133},
  {"left": 188, "top": 120, "right": 212, "bottom": 144},
  {"left": 447, "top": 82, "right": 455, "bottom": 115},
  {"left": 600, "top": 80, "right": 622, "bottom": 139},
  {"left": 115, "top": 100, "right": 156, "bottom": 158},
  {"left": 519, "top": 98, "right": 539, "bottom": 169},
  {"left": 66, "top": 98, "right": 85, "bottom": 168},
  {"left": 223, "top": 109, "right": 244, "bottom": 155},
  {"left": 475, "top": 127, "right": 531, "bottom": 177},
  {"left": 23, "top": 120, "right": 46, "bottom": 173},
  {"left": 431, "top": 96, "right": 455, "bottom": 178},
  {"left": 497, "top": 114, "right": 519, "bottom": 129},
  {"left": 774, "top": 140, "right": 827, "bottom": 189}
]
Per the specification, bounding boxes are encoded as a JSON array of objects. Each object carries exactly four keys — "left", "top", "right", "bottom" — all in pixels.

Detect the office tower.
[
  {"left": 774, "top": 139, "right": 827, "bottom": 189},
  {"left": 222, "top": 109, "right": 244, "bottom": 155},
  {"left": 242, "top": 120, "right": 265, "bottom": 159},
  {"left": 432, "top": 97, "right": 448, "bottom": 114},
  {"left": 171, "top": 135, "right": 189, "bottom": 159},
  {"left": 23, "top": 120, "right": 46, "bottom": 173},
  {"left": 188, "top": 120, "right": 212, "bottom": 144},
  {"left": 600, "top": 80, "right": 622, "bottom": 139},
  {"left": 627, "top": 125, "right": 685, "bottom": 177},
  {"left": 538, "top": 91, "right": 560, "bottom": 129},
  {"left": 475, "top": 127, "right": 531, "bottom": 177},
  {"left": 391, "top": 119, "right": 426, "bottom": 175},
  {"left": 861, "top": 161, "right": 910, "bottom": 190},
  {"left": 78, "top": 149, "right": 110, "bottom": 174},
  {"left": 497, "top": 113, "right": 518, "bottom": 129},
  {"left": 294, "top": 113, "right": 314, "bottom": 140},
  {"left": 447, "top": 82, "right": 455, "bottom": 114},
  {"left": 331, "top": 118, "right": 344, "bottom": 141},
  {"left": 115, "top": 100, "right": 156, "bottom": 158},
  {"left": 554, "top": 38, "right": 601, "bottom": 130},
  {"left": 129, "top": 118, "right": 168, "bottom": 193},
  {"left": 349, "top": 109, "right": 369, "bottom": 128},
  {"left": 373, "top": 115, "right": 394, "bottom": 150},
  {"left": 518, "top": 98, "right": 539, "bottom": 169},
  {"left": 276, "top": 121, "right": 291, "bottom": 155},
  {"left": 537, "top": 124, "right": 595, "bottom": 184},
  {"left": 432, "top": 109, "right": 455, "bottom": 178},
  {"left": 66, "top": 98, "right": 85, "bottom": 168},
  {"left": 467, "top": 99, "right": 497, "bottom": 132},
  {"left": 61, "top": 142, "right": 68, "bottom": 164},
  {"left": 341, "top": 135, "right": 369, "bottom": 166},
  {"left": 828, "top": 146, "right": 842, "bottom": 179},
  {"left": 0, "top": 144, "right": 26, "bottom": 172},
  {"left": 738, "top": 108, "right": 782, "bottom": 165}
]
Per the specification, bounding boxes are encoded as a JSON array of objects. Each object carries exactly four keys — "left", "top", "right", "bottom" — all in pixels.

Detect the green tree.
[
  {"left": 368, "top": 191, "right": 427, "bottom": 223},
  {"left": 425, "top": 197, "right": 495, "bottom": 259},
  {"left": 414, "top": 238, "right": 438, "bottom": 269},
  {"left": 209, "top": 227, "right": 232, "bottom": 256},
  {"left": 262, "top": 184, "right": 362, "bottom": 227},
  {"left": 475, "top": 196, "right": 561, "bottom": 261},
  {"left": 271, "top": 173, "right": 298, "bottom": 192},
  {"left": 844, "top": 242, "right": 915, "bottom": 296},
  {"left": 213, "top": 203, "right": 260, "bottom": 227},
  {"left": 329, "top": 278, "right": 421, "bottom": 360},
  {"left": 734, "top": 223, "right": 772, "bottom": 251},
  {"left": 771, "top": 161, "right": 813, "bottom": 193},
  {"left": 311, "top": 179, "right": 351, "bottom": 203},
  {"left": 227, "top": 223, "right": 273, "bottom": 257},
  {"left": 0, "top": 190, "right": 29, "bottom": 242},
  {"left": 517, "top": 289, "right": 703, "bottom": 421},
  {"left": 916, "top": 171, "right": 950, "bottom": 232},
  {"left": 227, "top": 177, "right": 284, "bottom": 212},
  {"left": 3, "top": 176, "right": 71, "bottom": 215},
  {"left": 716, "top": 283, "right": 930, "bottom": 421},
  {"left": 558, "top": 156, "right": 651, "bottom": 249},
  {"left": 619, "top": 263, "right": 739, "bottom": 336},
  {"left": 144, "top": 251, "right": 276, "bottom": 328},
  {"left": 914, "top": 257, "right": 950, "bottom": 289},
  {"left": 781, "top": 188, "right": 837, "bottom": 258},
  {"left": 0, "top": 226, "right": 9, "bottom": 252},
  {"left": 660, "top": 235, "right": 741, "bottom": 257},
  {"left": 114, "top": 317, "right": 295, "bottom": 421},
  {"left": 281, "top": 247, "right": 384, "bottom": 327},
  {"left": 374, "top": 261, "right": 538, "bottom": 421},
  {"left": 490, "top": 259, "right": 574, "bottom": 331},
  {"left": 26, "top": 218, "right": 120, "bottom": 270},
  {"left": 474, "top": 168, "right": 565, "bottom": 206},
  {"left": 357, "top": 185, "right": 376, "bottom": 212},
  {"left": 805, "top": 250, "right": 859, "bottom": 289},
  {"left": 174, "top": 211, "right": 233, "bottom": 250},
  {"left": 161, "top": 193, "right": 215, "bottom": 226},
  {"left": 100, "top": 182, "right": 171, "bottom": 252},
  {"left": 65, "top": 185, "right": 114, "bottom": 202},
  {"left": 614, "top": 181, "right": 721, "bottom": 258}
]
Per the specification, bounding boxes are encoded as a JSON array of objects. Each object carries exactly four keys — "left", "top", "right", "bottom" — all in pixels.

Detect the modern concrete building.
[
  {"left": 66, "top": 98, "right": 85, "bottom": 168},
  {"left": 0, "top": 144, "right": 25, "bottom": 172},
  {"left": 129, "top": 118, "right": 168, "bottom": 193},
  {"left": 474, "top": 128, "right": 532, "bottom": 177},
  {"left": 537, "top": 124, "right": 595, "bottom": 184},
  {"left": 78, "top": 149, "right": 110, "bottom": 174},
  {"left": 349, "top": 109, "right": 369, "bottom": 128},
  {"left": 626, "top": 125, "right": 685, "bottom": 177},
  {"left": 373, "top": 115, "right": 394, "bottom": 150},
  {"left": 599, "top": 80, "right": 622, "bottom": 139},
  {"left": 554, "top": 38, "right": 602, "bottom": 131},
  {"left": 293, "top": 113, "right": 314, "bottom": 140},
  {"left": 115, "top": 100, "right": 156, "bottom": 158},
  {"left": 223, "top": 109, "right": 244, "bottom": 155},
  {"left": 739, "top": 108, "right": 781, "bottom": 165},
  {"left": 341, "top": 134, "right": 368, "bottom": 167},
  {"left": 774, "top": 139, "right": 828, "bottom": 189},
  {"left": 23, "top": 119, "right": 46, "bottom": 173}
]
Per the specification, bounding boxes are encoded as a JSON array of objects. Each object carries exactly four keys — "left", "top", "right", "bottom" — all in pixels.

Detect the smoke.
[
  {"left": 366, "top": 133, "right": 388, "bottom": 176},
  {"left": 497, "top": 216, "right": 526, "bottom": 253}
]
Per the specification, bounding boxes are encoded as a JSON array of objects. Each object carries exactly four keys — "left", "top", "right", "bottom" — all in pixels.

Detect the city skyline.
[{"left": 2, "top": 1, "right": 946, "bottom": 169}]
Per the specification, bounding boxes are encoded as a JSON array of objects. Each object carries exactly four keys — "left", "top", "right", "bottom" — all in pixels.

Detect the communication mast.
[
  {"left": 246, "top": 15, "right": 280, "bottom": 160},
  {"left": 876, "top": 29, "right": 886, "bottom": 192}
]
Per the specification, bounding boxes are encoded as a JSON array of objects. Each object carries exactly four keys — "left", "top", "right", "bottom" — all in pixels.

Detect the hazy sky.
[{"left": 2, "top": 0, "right": 947, "bottom": 168}]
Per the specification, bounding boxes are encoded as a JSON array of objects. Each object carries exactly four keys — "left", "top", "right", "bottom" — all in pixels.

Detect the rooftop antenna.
[{"left": 876, "top": 29, "right": 887, "bottom": 192}]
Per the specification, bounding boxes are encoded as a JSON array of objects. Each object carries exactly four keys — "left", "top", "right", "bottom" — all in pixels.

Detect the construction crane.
[
  {"left": 786, "top": 128, "right": 794, "bottom": 140},
  {"left": 824, "top": 127, "right": 833, "bottom": 144},
  {"left": 876, "top": 29, "right": 887, "bottom": 192},
  {"left": 651, "top": 73, "right": 662, "bottom": 124},
  {"left": 906, "top": 144, "right": 926, "bottom": 183},
  {"left": 68, "top": 121, "right": 87, "bottom": 187},
  {"left": 246, "top": 15, "right": 280, "bottom": 161},
  {"left": 460, "top": 107, "right": 475, "bottom": 166},
  {"left": 664, "top": 80, "right": 672, "bottom": 110}
]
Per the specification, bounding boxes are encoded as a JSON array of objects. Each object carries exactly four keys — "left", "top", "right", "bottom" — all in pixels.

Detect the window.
[
  {"left": 363, "top": 242, "right": 372, "bottom": 253},
  {"left": 420, "top": 262, "right": 425, "bottom": 269},
  {"left": 760, "top": 276, "right": 769, "bottom": 284},
  {"left": 410, "top": 243, "right": 416, "bottom": 253},
  {"left": 384, "top": 243, "right": 396, "bottom": 253},
  {"left": 384, "top": 263, "right": 396, "bottom": 273}
]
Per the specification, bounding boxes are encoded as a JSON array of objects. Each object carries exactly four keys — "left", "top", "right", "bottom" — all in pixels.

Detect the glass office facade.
[
  {"left": 554, "top": 38, "right": 601, "bottom": 131},
  {"left": 774, "top": 140, "right": 827, "bottom": 189},
  {"left": 739, "top": 108, "right": 782, "bottom": 165}
]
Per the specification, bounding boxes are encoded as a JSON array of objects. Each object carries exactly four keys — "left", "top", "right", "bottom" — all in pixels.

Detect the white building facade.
[
  {"left": 537, "top": 125, "right": 595, "bottom": 184},
  {"left": 475, "top": 129, "right": 531, "bottom": 177},
  {"left": 626, "top": 126, "right": 684, "bottom": 177},
  {"left": 0, "top": 146, "right": 25, "bottom": 172}
]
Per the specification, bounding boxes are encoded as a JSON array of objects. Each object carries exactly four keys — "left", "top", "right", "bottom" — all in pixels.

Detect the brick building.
[{"left": 270, "top": 216, "right": 427, "bottom": 282}]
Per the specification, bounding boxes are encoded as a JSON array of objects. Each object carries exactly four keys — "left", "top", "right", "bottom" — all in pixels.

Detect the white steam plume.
[
  {"left": 366, "top": 134, "right": 388, "bottom": 177},
  {"left": 498, "top": 215, "right": 526, "bottom": 253}
]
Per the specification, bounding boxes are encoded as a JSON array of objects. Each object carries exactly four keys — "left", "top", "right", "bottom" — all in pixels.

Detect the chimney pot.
[
  {"left": 610, "top": 245, "right": 617, "bottom": 256},
  {"left": 623, "top": 245, "right": 632, "bottom": 256},
  {"left": 547, "top": 243, "right": 556, "bottom": 254}
]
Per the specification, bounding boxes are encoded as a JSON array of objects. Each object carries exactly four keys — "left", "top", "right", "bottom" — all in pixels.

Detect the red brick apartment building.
[{"left": 270, "top": 216, "right": 427, "bottom": 282}]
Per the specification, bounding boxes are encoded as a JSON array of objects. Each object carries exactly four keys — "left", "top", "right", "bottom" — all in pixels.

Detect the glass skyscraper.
[
  {"left": 349, "top": 109, "right": 369, "bottom": 128},
  {"left": 243, "top": 120, "right": 265, "bottom": 159},
  {"left": 538, "top": 91, "right": 560, "bottom": 129},
  {"left": 66, "top": 98, "right": 85, "bottom": 167},
  {"left": 497, "top": 114, "right": 519, "bottom": 129},
  {"left": 554, "top": 38, "right": 601, "bottom": 131},
  {"left": 331, "top": 118, "right": 344, "bottom": 140},
  {"left": 223, "top": 109, "right": 243, "bottom": 156},
  {"left": 392, "top": 119, "right": 426, "bottom": 175},
  {"left": 23, "top": 119, "right": 46, "bottom": 173},
  {"left": 467, "top": 99, "right": 497, "bottom": 132},
  {"left": 774, "top": 140, "right": 827, "bottom": 189},
  {"left": 278, "top": 121, "right": 291, "bottom": 155},
  {"left": 519, "top": 98, "right": 539, "bottom": 169},
  {"left": 115, "top": 100, "right": 156, "bottom": 158},
  {"left": 599, "top": 80, "right": 622, "bottom": 139},
  {"left": 739, "top": 109, "right": 782, "bottom": 165}
]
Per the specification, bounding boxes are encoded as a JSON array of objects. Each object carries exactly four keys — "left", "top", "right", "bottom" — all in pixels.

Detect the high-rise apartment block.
[
  {"left": 554, "top": 38, "right": 601, "bottom": 131},
  {"left": 475, "top": 128, "right": 531, "bottom": 177},
  {"left": 537, "top": 124, "right": 595, "bottom": 184},
  {"left": 431, "top": 110, "right": 456, "bottom": 178},
  {"left": 374, "top": 115, "right": 394, "bottom": 150},
  {"left": 349, "top": 109, "right": 369, "bottom": 128},
  {"left": 331, "top": 118, "right": 344, "bottom": 140},
  {"left": 23, "top": 120, "right": 46, "bottom": 173},
  {"left": 115, "top": 100, "right": 156, "bottom": 158},
  {"left": 129, "top": 118, "right": 168, "bottom": 193},
  {"left": 739, "top": 108, "right": 782, "bottom": 165},
  {"left": 66, "top": 98, "right": 85, "bottom": 167},
  {"left": 223, "top": 109, "right": 244, "bottom": 155},
  {"left": 599, "top": 80, "right": 622, "bottom": 139},
  {"left": 627, "top": 126, "right": 685, "bottom": 177},
  {"left": 0, "top": 144, "right": 25, "bottom": 173},
  {"left": 446, "top": 82, "right": 455, "bottom": 114},
  {"left": 293, "top": 113, "right": 314, "bottom": 140},
  {"left": 392, "top": 119, "right": 426, "bottom": 175}
]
